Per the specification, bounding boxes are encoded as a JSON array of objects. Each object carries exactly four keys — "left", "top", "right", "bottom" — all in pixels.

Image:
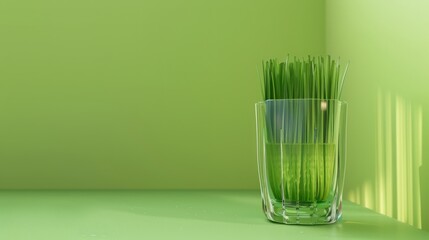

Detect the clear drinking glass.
[{"left": 255, "top": 99, "right": 347, "bottom": 224}]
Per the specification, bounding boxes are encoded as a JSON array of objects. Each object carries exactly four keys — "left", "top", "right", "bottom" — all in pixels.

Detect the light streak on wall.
[{"left": 349, "top": 90, "right": 422, "bottom": 229}]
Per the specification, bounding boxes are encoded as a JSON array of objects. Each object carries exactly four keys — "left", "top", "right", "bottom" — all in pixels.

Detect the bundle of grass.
[
  {"left": 258, "top": 55, "right": 348, "bottom": 205},
  {"left": 261, "top": 55, "right": 348, "bottom": 100}
]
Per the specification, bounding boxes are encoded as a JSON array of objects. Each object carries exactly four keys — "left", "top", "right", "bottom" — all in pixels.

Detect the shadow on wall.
[
  {"left": 347, "top": 90, "right": 424, "bottom": 230},
  {"left": 421, "top": 155, "right": 429, "bottom": 231}
]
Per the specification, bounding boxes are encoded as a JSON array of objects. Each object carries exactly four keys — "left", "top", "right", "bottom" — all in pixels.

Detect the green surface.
[
  {"left": 326, "top": 0, "right": 429, "bottom": 230},
  {"left": 0, "top": 0, "right": 324, "bottom": 189},
  {"left": 0, "top": 190, "right": 427, "bottom": 240}
]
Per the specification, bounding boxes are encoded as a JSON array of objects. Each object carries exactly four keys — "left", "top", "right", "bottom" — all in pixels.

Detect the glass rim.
[{"left": 255, "top": 99, "right": 348, "bottom": 106}]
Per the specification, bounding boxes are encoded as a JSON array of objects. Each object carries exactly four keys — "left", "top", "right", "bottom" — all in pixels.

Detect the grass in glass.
[{"left": 255, "top": 56, "right": 348, "bottom": 224}]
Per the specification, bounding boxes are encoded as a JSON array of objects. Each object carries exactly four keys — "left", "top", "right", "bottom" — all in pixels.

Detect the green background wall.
[
  {"left": 0, "top": 0, "right": 325, "bottom": 189},
  {"left": 326, "top": 0, "right": 429, "bottom": 231}
]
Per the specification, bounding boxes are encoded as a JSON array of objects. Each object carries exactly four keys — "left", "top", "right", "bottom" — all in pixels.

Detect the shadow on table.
[{"left": 335, "top": 203, "right": 429, "bottom": 239}]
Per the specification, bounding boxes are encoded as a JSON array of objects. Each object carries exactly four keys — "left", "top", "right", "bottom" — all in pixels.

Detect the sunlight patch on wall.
[
  {"left": 377, "top": 90, "right": 422, "bottom": 228},
  {"left": 348, "top": 90, "right": 422, "bottom": 229}
]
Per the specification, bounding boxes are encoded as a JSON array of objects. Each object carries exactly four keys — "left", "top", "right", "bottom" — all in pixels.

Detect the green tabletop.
[{"left": 0, "top": 190, "right": 427, "bottom": 239}]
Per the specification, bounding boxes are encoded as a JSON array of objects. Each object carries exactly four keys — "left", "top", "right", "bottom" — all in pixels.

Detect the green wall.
[
  {"left": 0, "top": 0, "right": 325, "bottom": 189},
  {"left": 326, "top": 0, "right": 429, "bottom": 230}
]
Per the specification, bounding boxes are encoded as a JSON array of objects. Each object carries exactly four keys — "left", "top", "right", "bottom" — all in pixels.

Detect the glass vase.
[{"left": 255, "top": 99, "right": 347, "bottom": 224}]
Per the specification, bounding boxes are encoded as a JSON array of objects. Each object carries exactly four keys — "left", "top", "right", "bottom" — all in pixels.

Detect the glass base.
[{"left": 262, "top": 200, "right": 342, "bottom": 225}]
